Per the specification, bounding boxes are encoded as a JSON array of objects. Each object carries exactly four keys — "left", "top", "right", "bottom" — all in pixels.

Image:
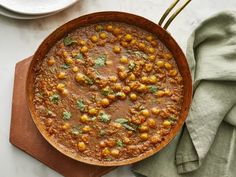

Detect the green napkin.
[{"left": 132, "top": 11, "right": 236, "bottom": 177}]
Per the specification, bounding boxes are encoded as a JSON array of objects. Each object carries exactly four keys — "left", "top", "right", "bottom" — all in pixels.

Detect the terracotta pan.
[{"left": 26, "top": 1, "right": 192, "bottom": 167}]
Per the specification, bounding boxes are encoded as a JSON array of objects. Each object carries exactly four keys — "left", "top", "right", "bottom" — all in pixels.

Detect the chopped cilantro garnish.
[
  {"left": 148, "top": 85, "right": 158, "bottom": 93},
  {"left": 76, "top": 99, "right": 85, "bottom": 112},
  {"left": 101, "top": 87, "right": 113, "bottom": 96},
  {"left": 49, "top": 94, "right": 59, "bottom": 104},
  {"left": 123, "top": 123, "right": 136, "bottom": 131},
  {"left": 61, "top": 64, "right": 70, "bottom": 69},
  {"left": 116, "top": 140, "right": 124, "bottom": 147},
  {"left": 99, "top": 112, "right": 110, "bottom": 123},
  {"left": 63, "top": 36, "right": 77, "bottom": 46},
  {"left": 84, "top": 76, "right": 94, "bottom": 85},
  {"left": 76, "top": 53, "right": 84, "bottom": 60},
  {"left": 94, "top": 55, "right": 107, "bottom": 67},
  {"left": 71, "top": 126, "right": 81, "bottom": 136},
  {"left": 63, "top": 111, "right": 71, "bottom": 120},
  {"left": 99, "top": 130, "right": 106, "bottom": 137},
  {"left": 128, "top": 62, "right": 136, "bottom": 71},
  {"left": 115, "top": 118, "right": 129, "bottom": 124}
]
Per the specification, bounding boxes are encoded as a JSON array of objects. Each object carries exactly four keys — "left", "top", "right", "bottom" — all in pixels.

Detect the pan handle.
[{"left": 158, "top": 0, "right": 191, "bottom": 30}]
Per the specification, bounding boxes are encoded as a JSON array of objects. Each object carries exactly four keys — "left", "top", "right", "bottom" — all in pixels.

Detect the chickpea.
[
  {"left": 75, "top": 73, "right": 84, "bottom": 82},
  {"left": 102, "top": 147, "right": 110, "bottom": 156},
  {"left": 146, "top": 35, "right": 154, "bottom": 42},
  {"left": 95, "top": 25, "right": 104, "bottom": 31},
  {"left": 63, "top": 51, "right": 68, "bottom": 58},
  {"left": 114, "top": 83, "right": 122, "bottom": 91},
  {"left": 108, "top": 94, "right": 116, "bottom": 100},
  {"left": 139, "top": 125, "right": 149, "bottom": 132},
  {"left": 88, "top": 108, "right": 98, "bottom": 115},
  {"left": 163, "top": 120, "right": 171, "bottom": 127},
  {"left": 78, "top": 142, "right": 86, "bottom": 152},
  {"left": 140, "top": 133, "right": 148, "bottom": 141},
  {"left": 80, "top": 46, "right": 88, "bottom": 53},
  {"left": 81, "top": 134, "right": 89, "bottom": 143},
  {"left": 141, "top": 76, "right": 149, "bottom": 83},
  {"left": 123, "top": 86, "right": 131, "bottom": 94},
  {"left": 151, "top": 107, "right": 160, "bottom": 115},
  {"left": 121, "top": 41, "right": 128, "bottom": 48},
  {"left": 120, "top": 56, "right": 128, "bottom": 64},
  {"left": 113, "top": 46, "right": 121, "bottom": 53},
  {"left": 169, "top": 69, "right": 177, "bottom": 76},
  {"left": 125, "top": 34, "right": 132, "bottom": 42},
  {"left": 106, "top": 25, "right": 113, "bottom": 32},
  {"left": 71, "top": 51, "right": 78, "bottom": 57},
  {"left": 130, "top": 93, "right": 137, "bottom": 101},
  {"left": 145, "top": 63, "right": 153, "bottom": 72},
  {"left": 150, "top": 135, "right": 161, "bottom": 144},
  {"left": 111, "top": 149, "right": 120, "bottom": 157},
  {"left": 123, "top": 137, "right": 131, "bottom": 144},
  {"left": 165, "top": 89, "right": 172, "bottom": 96},
  {"left": 163, "top": 53, "right": 173, "bottom": 60},
  {"left": 91, "top": 35, "right": 98, "bottom": 43},
  {"left": 79, "top": 40, "right": 86, "bottom": 46},
  {"left": 149, "top": 55, "right": 156, "bottom": 61},
  {"left": 116, "top": 92, "right": 126, "bottom": 100},
  {"left": 118, "top": 71, "right": 128, "bottom": 80},
  {"left": 131, "top": 116, "right": 142, "bottom": 125},
  {"left": 72, "top": 66, "right": 79, "bottom": 72},
  {"left": 136, "top": 84, "right": 147, "bottom": 92},
  {"left": 62, "top": 122, "right": 70, "bottom": 130},
  {"left": 156, "top": 61, "right": 164, "bottom": 68},
  {"left": 149, "top": 75, "right": 157, "bottom": 84},
  {"left": 61, "top": 88, "right": 69, "bottom": 96},
  {"left": 80, "top": 114, "right": 89, "bottom": 123},
  {"left": 117, "top": 65, "right": 126, "bottom": 71},
  {"left": 107, "top": 139, "right": 116, "bottom": 147},
  {"left": 112, "top": 122, "right": 122, "bottom": 128},
  {"left": 47, "top": 57, "right": 55, "bottom": 66},
  {"left": 100, "top": 32, "right": 107, "bottom": 39},
  {"left": 138, "top": 43, "right": 145, "bottom": 51},
  {"left": 109, "top": 76, "right": 118, "bottom": 82},
  {"left": 151, "top": 41, "right": 158, "bottom": 47},
  {"left": 99, "top": 140, "right": 107, "bottom": 148},
  {"left": 113, "top": 27, "right": 121, "bottom": 36},
  {"left": 156, "top": 90, "right": 165, "bottom": 97},
  {"left": 165, "top": 62, "right": 173, "bottom": 70},
  {"left": 82, "top": 125, "right": 91, "bottom": 133},
  {"left": 65, "top": 58, "right": 74, "bottom": 65},
  {"left": 147, "top": 47, "right": 155, "bottom": 54},
  {"left": 58, "top": 72, "right": 66, "bottom": 79},
  {"left": 147, "top": 118, "right": 156, "bottom": 128},
  {"left": 101, "top": 98, "right": 110, "bottom": 107},
  {"left": 127, "top": 73, "right": 136, "bottom": 81},
  {"left": 56, "top": 83, "right": 65, "bottom": 91},
  {"left": 130, "top": 39, "right": 137, "bottom": 46},
  {"left": 98, "top": 40, "right": 106, "bottom": 46},
  {"left": 141, "top": 109, "right": 150, "bottom": 117}
]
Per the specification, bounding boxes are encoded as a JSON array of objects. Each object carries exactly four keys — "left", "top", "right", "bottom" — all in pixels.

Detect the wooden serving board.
[{"left": 9, "top": 57, "right": 116, "bottom": 177}]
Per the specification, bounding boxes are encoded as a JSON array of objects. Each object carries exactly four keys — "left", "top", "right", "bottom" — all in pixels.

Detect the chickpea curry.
[{"left": 33, "top": 22, "right": 183, "bottom": 162}]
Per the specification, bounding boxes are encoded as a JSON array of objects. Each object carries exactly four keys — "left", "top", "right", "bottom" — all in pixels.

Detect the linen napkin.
[{"left": 132, "top": 11, "right": 236, "bottom": 177}]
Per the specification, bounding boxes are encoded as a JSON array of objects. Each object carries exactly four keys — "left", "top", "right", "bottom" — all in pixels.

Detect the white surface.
[
  {"left": 0, "top": 5, "right": 59, "bottom": 20},
  {"left": 0, "top": 0, "right": 236, "bottom": 177},
  {"left": 0, "top": 0, "right": 79, "bottom": 15}
]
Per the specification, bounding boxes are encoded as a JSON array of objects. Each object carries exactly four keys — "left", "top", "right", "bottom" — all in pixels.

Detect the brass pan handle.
[{"left": 158, "top": 0, "right": 191, "bottom": 30}]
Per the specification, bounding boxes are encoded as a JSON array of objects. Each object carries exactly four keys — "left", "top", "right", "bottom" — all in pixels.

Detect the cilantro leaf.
[
  {"left": 76, "top": 99, "right": 85, "bottom": 112},
  {"left": 148, "top": 85, "right": 158, "bottom": 93},
  {"left": 49, "top": 94, "right": 60, "bottom": 104},
  {"left": 115, "top": 118, "right": 129, "bottom": 124},
  {"left": 94, "top": 55, "right": 107, "bottom": 67},
  {"left": 63, "top": 111, "right": 71, "bottom": 120},
  {"left": 63, "top": 36, "right": 77, "bottom": 46},
  {"left": 99, "top": 112, "right": 110, "bottom": 123},
  {"left": 116, "top": 140, "right": 124, "bottom": 147},
  {"left": 76, "top": 53, "right": 84, "bottom": 60}
]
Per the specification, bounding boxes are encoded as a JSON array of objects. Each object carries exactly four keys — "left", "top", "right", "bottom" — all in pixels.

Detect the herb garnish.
[
  {"left": 94, "top": 55, "right": 107, "bottom": 67},
  {"left": 128, "top": 62, "right": 136, "bottom": 71},
  {"left": 49, "top": 94, "right": 60, "bottom": 104},
  {"left": 61, "top": 64, "right": 70, "bottom": 69},
  {"left": 63, "top": 36, "right": 77, "bottom": 46},
  {"left": 76, "top": 53, "right": 84, "bottom": 60},
  {"left": 84, "top": 76, "right": 94, "bottom": 85},
  {"left": 99, "top": 130, "right": 106, "bottom": 137},
  {"left": 99, "top": 112, "right": 110, "bottom": 123},
  {"left": 116, "top": 140, "right": 124, "bottom": 147},
  {"left": 63, "top": 111, "right": 71, "bottom": 120},
  {"left": 148, "top": 85, "right": 158, "bottom": 93},
  {"left": 71, "top": 126, "right": 81, "bottom": 136},
  {"left": 115, "top": 118, "right": 136, "bottom": 131},
  {"left": 76, "top": 99, "right": 85, "bottom": 112},
  {"left": 101, "top": 87, "right": 114, "bottom": 96}
]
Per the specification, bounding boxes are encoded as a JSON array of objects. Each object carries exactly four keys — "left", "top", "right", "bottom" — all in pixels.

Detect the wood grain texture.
[{"left": 10, "top": 57, "right": 115, "bottom": 177}]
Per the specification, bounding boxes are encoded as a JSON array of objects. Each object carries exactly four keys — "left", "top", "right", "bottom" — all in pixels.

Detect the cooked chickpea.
[
  {"left": 138, "top": 42, "right": 146, "bottom": 50},
  {"left": 75, "top": 73, "right": 84, "bottom": 82},
  {"left": 148, "top": 47, "right": 155, "bottom": 54},
  {"left": 109, "top": 76, "right": 117, "bottom": 82},
  {"left": 114, "top": 83, "right": 122, "bottom": 91},
  {"left": 56, "top": 83, "right": 65, "bottom": 91},
  {"left": 113, "top": 46, "right": 121, "bottom": 53},
  {"left": 145, "top": 63, "right": 153, "bottom": 72},
  {"left": 123, "top": 137, "right": 131, "bottom": 144},
  {"left": 150, "top": 135, "right": 161, "bottom": 144},
  {"left": 156, "top": 90, "right": 165, "bottom": 97},
  {"left": 140, "top": 133, "right": 148, "bottom": 141},
  {"left": 101, "top": 98, "right": 110, "bottom": 107},
  {"left": 130, "top": 39, "right": 137, "bottom": 45},
  {"left": 65, "top": 58, "right": 74, "bottom": 65},
  {"left": 91, "top": 35, "right": 98, "bottom": 43},
  {"left": 100, "top": 32, "right": 107, "bottom": 39},
  {"left": 118, "top": 71, "right": 128, "bottom": 80},
  {"left": 123, "top": 86, "right": 131, "bottom": 94},
  {"left": 111, "top": 149, "right": 120, "bottom": 157},
  {"left": 61, "top": 88, "right": 69, "bottom": 96},
  {"left": 99, "top": 140, "right": 106, "bottom": 148},
  {"left": 128, "top": 73, "right": 136, "bottom": 81},
  {"left": 63, "top": 51, "right": 68, "bottom": 58},
  {"left": 112, "top": 122, "right": 122, "bottom": 128},
  {"left": 71, "top": 51, "right": 78, "bottom": 57},
  {"left": 95, "top": 25, "right": 104, "bottom": 31},
  {"left": 80, "top": 114, "right": 89, "bottom": 123},
  {"left": 156, "top": 61, "right": 164, "bottom": 68},
  {"left": 130, "top": 93, "right": 137, "bottom": 101},
  {"left": 102, "top": 147, "right": 110, "bottom": 156},
  {"left": 117, "top": 65, "right": 126, "bottom": 71},
  {"left": 62, "top": 122, "right": 70, "bottom": 130},
  {"left": 58, "top": 72, "right": 66, "bottom": 79},
  {"left": 79, "top": 40, "right": 86, "bottom": 46},
  {"left": 163, "top": 53, "right": 173, "bottom": 60},
  {"left": 139, "top": 125, "right": 149, "bottom": 132},
  {"left": 106, "top": 25, "right": 113, "bottom": 32},
  {"left": 146, "top": 35, "right": 154, "bottom": 42},
  {"left": 151, "top": 107, "right": 160, "bottom": 115},
  {"left": 141, "top": 76, "right": 149, "bottom": 83},
  {"left": 113, "top": 27, "right": 121, "bottom": 36},
  {"left": 116, "top": 92, "right": 126, "bottom": 100},
  {"left": 108, "top": 94, "right": 116, "bottom": 100},
  {"left": 131, "top": 116, "right": 142, "bottom": 125},
  {"left": 47, "top": 57, "right": 55, "bottom": 66},
  {"left": 121, "top": 41, "right": 128, "bottom": 47},
  {"left": 169, "top": 69, "right": 177, "bottom": 76},
  {"left": 148, "top": 75, "right": 157, "bottom": 84},
  {"left": 125, "top": 34, "right": 132, "bottom": 42},
  {"left": 136, "top": 84, "right": 147, "bottom": 92},
  {"left": 163, "top": 120, "right": 171, "bottom": 127},
  {"left": 78, "top": 142, "right": 86, "bottom": 152},
  {"left": 80, "top": 46, "right": 88, "bottom": 53},
  {"left": 72, "top": 66, "right": 79, "bottom": 72},
  {"left": 82, "top": 125, "right": 91, "bottom": 133},
  {"left": 141, "top": 109, "right": 150, "bottom": 117},
  {"left": 147, "top": 118, "right": 156, "bottom": 128},
  {"left": 151, "top": 41, "right": 158, "bottom": 47},
  {"left": 120, "top": 56, "right": 128, "bottom": 64},
  {"left": 149, "top": 55, "right": 156, "bottom": 61},
  {"left": 88, "top": 108, "right": 98, "bottom": 115},
  {"left": 165, "top": 62, "right": 173, "bottom": 70},
  {"left": 165, "top": 89, "right": 172, "bottom": 96}
]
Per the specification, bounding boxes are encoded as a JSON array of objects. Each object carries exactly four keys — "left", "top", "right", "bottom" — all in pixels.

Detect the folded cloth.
[{"left": 132, "top": 11, "right": 236, "bottom": 177}]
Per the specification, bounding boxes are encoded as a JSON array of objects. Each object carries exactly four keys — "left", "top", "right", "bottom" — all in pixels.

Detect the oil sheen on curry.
[{"left": 33, "top": 22, "right": 183, "bottom": 162}]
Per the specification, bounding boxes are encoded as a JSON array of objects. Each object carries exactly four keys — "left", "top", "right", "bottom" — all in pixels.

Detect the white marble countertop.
[{"left": 0, "top": 0, "right": 236, "bottom": 177}]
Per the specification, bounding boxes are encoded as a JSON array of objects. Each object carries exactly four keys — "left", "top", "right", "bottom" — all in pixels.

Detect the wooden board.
[{"left": 9, "top": 57, "right": 116, "bottom": 177}]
